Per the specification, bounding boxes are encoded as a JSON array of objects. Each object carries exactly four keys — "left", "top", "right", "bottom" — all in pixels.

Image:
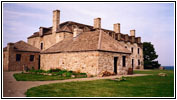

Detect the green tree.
[{"left": 143, "top": 42, "right": 161, "bottom": 69}]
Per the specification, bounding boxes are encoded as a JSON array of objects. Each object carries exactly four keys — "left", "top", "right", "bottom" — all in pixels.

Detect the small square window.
[
  {"left": 30, "top": 55, "right": 34, "bottom": 61},
  {"left": 16, "top": 54, "right": 21, "bottom": 61}
]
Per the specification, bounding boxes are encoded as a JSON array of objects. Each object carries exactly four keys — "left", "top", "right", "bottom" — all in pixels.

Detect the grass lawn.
[
  {"left": 25, "top": 70, "right": 174, "bottom": 97},
  {"left": 13, "top": 73, "right": 75, "bottom": 81}
]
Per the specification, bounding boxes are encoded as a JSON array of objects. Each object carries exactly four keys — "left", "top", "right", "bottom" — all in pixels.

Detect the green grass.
[
  {"left": 13, "top": 73, "right": 75, "bottom": 81},
  {"left": 25, "top": 70, "right": 174, "bottom": 97}
]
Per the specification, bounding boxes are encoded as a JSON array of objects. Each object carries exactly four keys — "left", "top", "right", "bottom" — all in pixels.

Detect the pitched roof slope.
[
  {"left": 42, "top": 30, "right": 131, "bottom": 54},
  {"left": 28, "top": 21, "right": 94, "bottom": 39},
  {"left": 4, "top": 41, "right": 40, "bottom": 52}
]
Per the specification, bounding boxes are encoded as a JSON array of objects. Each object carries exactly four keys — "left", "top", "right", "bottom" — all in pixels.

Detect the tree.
[{"left": 143, "top": 42, "right": 161, "bottom": 69}]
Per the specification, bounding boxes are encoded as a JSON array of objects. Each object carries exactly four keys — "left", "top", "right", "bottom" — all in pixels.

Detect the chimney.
[
  {"left": 73, "top": 28, "right": 83, "bottom": 38},
  {"left": 137, "top": 37, "right": 141, "bottom": 43},
  {"left": 125, "top": 34, "right": 129, "bottom": 41},
  {"left": 52, "top": 10, "right": 60, "bottom": 33},
  {"left": 7, "top": 43, "right": 14, "bottom": 52},
  {"left": 131, "top": 37, "right": 135, "bottom": 43},
  {"left": 114, "top": 23, "right": 120, "bottom": 33},
  {"left": 94, "top": 17, "right": 101, "bottom": 29},
  {"left": 39, "top": 27, "right": 43, "bottom": 37},
  {"left": 117, "top": 33, "right": 121, "bottom": 40},
  {"left": 130, "top": 30, "right": 135, "bottom": 36}
]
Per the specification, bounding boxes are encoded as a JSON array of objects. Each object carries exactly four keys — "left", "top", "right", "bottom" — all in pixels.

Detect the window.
[
  {"left": 125, "top": 46, "right": 127, "bottom": 48},
  {"left": 138, "top": 48, "right": 140, "bottom": 54},
  {"left": 30, "top": 55, "right": 34, "bottom": 61},
  {"left": 138, "top": 59, "right": 140, "bottom": 66},
  {"left": 122, "top": 56, "right": 126, "bottom": 67},
  {"left": 16, "top": 54, "right": 21, "bottom": 61},
  {"left": 132, "top": 59, "right": 134, "bottom": 68},
  {"left": 40, "top": 42, "right": 43, "bottom": 50},
  {"left": 131, "top": 47, "right": 134, "bottom": 53},
  {"left": 115, "top": 34, "right": 118, "bottom": 40}
]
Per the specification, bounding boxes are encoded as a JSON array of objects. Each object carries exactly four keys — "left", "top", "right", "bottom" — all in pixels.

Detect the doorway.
[{"left": 114, "top": 57, "right": 118, "bottom": 74}]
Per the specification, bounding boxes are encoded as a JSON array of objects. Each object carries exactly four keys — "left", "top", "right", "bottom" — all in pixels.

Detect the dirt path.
[{"left": 3, "top": 71, "right": 151, "bottom": 97}]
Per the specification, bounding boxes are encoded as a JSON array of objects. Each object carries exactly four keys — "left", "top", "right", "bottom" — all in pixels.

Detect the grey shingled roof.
[
  {"left": 42, "top": 30, "right": 131, "bottom": 54},
  {"left": 4, "top": 40, "right": 40, "bottom": 52}
]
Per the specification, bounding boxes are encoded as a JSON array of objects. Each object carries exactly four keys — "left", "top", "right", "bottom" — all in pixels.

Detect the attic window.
[
  {"left": 16, "top": 54, "right": 21, "bottom": 61},
  {"left": 115, "top": 34, "right": 118, "bottom": 40}
]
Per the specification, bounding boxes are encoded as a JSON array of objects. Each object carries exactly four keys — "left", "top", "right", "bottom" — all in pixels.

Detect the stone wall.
[
  {"left": 8, "top": 51, "right": 39, "bottom": 71},
  {"left": 28, "top": 32, "right": 72, "bottom": 50},
  {"left": 3, "top": 51, "right": 8, "bottom": 71},
  {"left": 98, "top": 52, "right": 131, "bottom": 75},
  {"left": 41, "top": 51, "right": 99, "bottom": 76},
  {"left": 41, "top": 51, "right": 131, "bottom": 76},
  {"left": 119, "top": 41, "right": 144, "bottom": 69},
  {"left": 4, "top": 45, "right": 40, "bottom": 71}
]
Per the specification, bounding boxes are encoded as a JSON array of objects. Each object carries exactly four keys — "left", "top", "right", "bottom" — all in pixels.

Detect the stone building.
[
  {"left": 3, "top": 41, "right": 40, "bottom": 71},
  {"left": 4, "top": 10, "right": 144, "bottom": 75}
]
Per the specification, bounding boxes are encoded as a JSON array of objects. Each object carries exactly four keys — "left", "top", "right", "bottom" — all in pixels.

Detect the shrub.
[
  {"left": 35, "top": 69, "right": 46, "bottom": 73},
  {"left": 65, "top": 71, "right": 72, "bottom": 77},
  {"left": 80, "top": 73, "right": 87, "bottom": 75},
  {"left": 48, "top": 68, "right": 61, "bottom": 73}
]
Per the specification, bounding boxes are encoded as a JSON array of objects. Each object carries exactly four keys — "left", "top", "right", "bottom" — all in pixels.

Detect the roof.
[
  {"left": 4, "top": 40, "right": 40, "bottom": 52},
  {"left": 3, "top": 47, "right": 7, "bottom": 51},
  {"left": 28, "top": 21, "right": 94, "bottom": 39},
  {"left": 28, "top": 21, "right": 141, "bottom": 44},
  {"left": 42, "top": 30, "right": 131, "bottom": 54}
]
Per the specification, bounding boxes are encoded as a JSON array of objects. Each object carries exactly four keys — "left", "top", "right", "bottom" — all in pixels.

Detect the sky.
[{"left": 3, "top": 2, "right": 174, "bottom": 66}]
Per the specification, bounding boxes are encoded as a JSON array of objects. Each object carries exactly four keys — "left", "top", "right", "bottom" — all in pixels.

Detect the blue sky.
[{"left": 3, "top": 3, "right": 174, "bottom": 66}]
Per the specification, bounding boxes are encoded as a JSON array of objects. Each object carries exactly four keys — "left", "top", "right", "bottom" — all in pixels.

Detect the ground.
[{"left": 3, "top": 70, "right": 174, "bottom": 97}]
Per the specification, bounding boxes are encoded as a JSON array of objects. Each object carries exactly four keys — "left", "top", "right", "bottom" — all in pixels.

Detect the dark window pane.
[
  {"left": 122, "top": 56, "right": 126, "bottom": 67},
  {"left": 41, "top": 43, "right": 43, "bottom": 50},
  {"left": 138, "top": 59, "right": 140, "bottom": 65},
  {"left": 30, "top": 55, "right": 34, "bottom": 61},
  {"left": 138, "top": 48, "right": 140, "bottom": 54},
  {"left": 16, "top": 54, "right": 21, "bottom": 61},
  {"left": 131, "top": 47, "right": 133, "bottom": 53}
]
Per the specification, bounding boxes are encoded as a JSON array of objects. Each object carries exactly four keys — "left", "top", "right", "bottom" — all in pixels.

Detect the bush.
[
  {"left": 65, "top": 71, "right": 72, "bottom": 77},
  {"left": 48, "top": 68, "right": 61, "bottom": 73}
]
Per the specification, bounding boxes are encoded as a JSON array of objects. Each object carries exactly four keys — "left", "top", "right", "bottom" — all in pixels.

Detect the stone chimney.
[
  {"left": 125, "top": 34, "right": 129, "bottom": 41},
  {"left": 137, "top": 37, "right": 141, "bottom": 43},
  {"left": 114, "top": 23, "right": 120, "bottom": 33},
  {"left": 73, "top": 28, "right": 83, "bottom": 38},
  {"left": 131, "top": 37, "right": 135, "bottom": 43},
  {"left": 94, "top": 17, "right": 101, "bottom": 29},
  {"left": 7, "top": 43, "right": 14, "bottom": 52},
  {"left": 117, "top": 33, "right": 121, "bottom": 40},
  {"left": 52, "top": 10, "right": 60, "bottom": 33},
  {"left": 130, "top": 30, "right": 135, "bottom": 36},
  {"left": 39, "top": 27, "right": 43, "bottom": 37}
]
